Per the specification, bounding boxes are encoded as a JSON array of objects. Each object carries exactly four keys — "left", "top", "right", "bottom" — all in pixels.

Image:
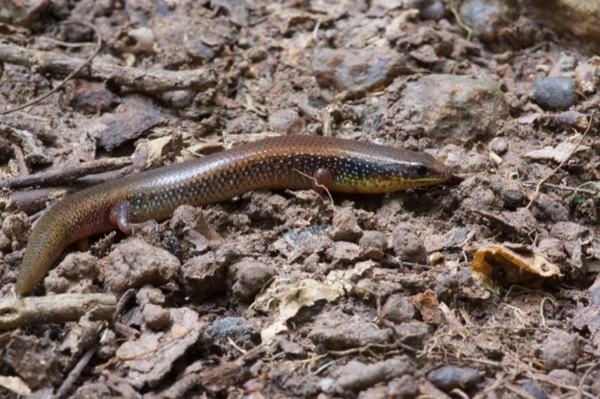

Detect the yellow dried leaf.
[
  {"left": 260, "top": 279, "right": 342, "bottom": 342},
  {"left": 472, "top": 244, "right": 562, "bottom": 294}
]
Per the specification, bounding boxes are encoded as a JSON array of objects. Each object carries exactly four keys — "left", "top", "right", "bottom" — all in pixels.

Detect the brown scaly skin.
[{"left": 16, "top": 135, "right": 451, "bottom": 295}]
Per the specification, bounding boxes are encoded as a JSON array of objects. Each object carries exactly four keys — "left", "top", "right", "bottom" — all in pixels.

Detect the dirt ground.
[{"left": 1, "top": 0, "right": 600, "bottom": 398}]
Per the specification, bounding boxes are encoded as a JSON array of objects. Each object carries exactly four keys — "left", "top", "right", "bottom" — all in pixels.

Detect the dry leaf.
[
  {"left": 0, "top": 376, "right": 31, "bottom": 396},
  {"left": 524, "top": 134, "right": 590, "bottom": 163},
  {"left": 146, "top": 136, "right": 172, "bottom": 168},
  {"left": 472, "top": 243, "right": 562, "bottom": 294},
  {"left": 260, "top": 279, "right": 342, "bottom": 342},
  {"left": 409, "top": 290, "right": 444, "bottom": 325}
]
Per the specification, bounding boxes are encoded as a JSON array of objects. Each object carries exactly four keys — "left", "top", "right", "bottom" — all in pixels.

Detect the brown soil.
[{"left": 1, "top": 0, "right": 600, "bottom": 398}]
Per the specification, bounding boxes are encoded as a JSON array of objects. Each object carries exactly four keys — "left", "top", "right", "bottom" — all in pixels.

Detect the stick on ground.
[
  {"left": 0, "top": 42, "right": 217, "bottom": 97},
  {"left": 0, "top": 294, "right": 116, "bottom": 330}
]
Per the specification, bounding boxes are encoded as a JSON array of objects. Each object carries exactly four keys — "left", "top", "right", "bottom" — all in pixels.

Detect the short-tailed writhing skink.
[{"left": 16, "top": 135, "right": 452, "bottom": 295}]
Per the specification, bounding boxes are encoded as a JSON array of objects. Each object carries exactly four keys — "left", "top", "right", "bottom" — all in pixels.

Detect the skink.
[{"left": 16, "top": 135, "right": 451, "bottom": 295}]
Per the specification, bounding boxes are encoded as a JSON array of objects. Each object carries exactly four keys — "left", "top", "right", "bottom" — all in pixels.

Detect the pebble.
[
  {"left": 547, "top": 369, "right": 578, "bottom": 387},
  {"left": 329, "top": 357, "right": 413, "bottom": 394},
  {"left": 228, "top": 259, "right": 275, "bottom": 301},
  {"left": 160, "top": 90, "right": 194, "bottom": 109},
  {"left": 532, "top": 77, "right": 579, "bottom": 110},
  {"left": 393, "top": 321, "right": 433, "bottom": 348},
  {"left": 0, "top": 212, "right": 30, "bottom": 251},
  {"left": 102, "top": 239, "right": 181, "bottom": 293},
  {"left": 459, "top": 0, "right": 518, "bottom": 42},
  {"left": 329, "top": 207, "right": 363, "bottom": 242},
  {"left": 534, "top": 194, "right": 569, "bottom": 222},
  {"left": 119, "top": 27, "right": 156, "bottom": 55},
  {"left": 180, "top": 252, "right": 228, "bottom": 301},
  {"left": 44, "top": 253, "right": 99, "bottom": 294},
  {"left": 386, "top": 375, "right": 419, "bottom": 398},
  {"left": 268, "top": 108, "right": 304, "bottom": 135},
  {"left": 427, "top": 365, "right": 481, "bottom": 391},
  {"left": 392, "top": 222, "right": 427, "bottom": 264},
  {"left": 359, "top": 230, "right": 387, "bottom": 260},
  {"left": 542, "top": 331, "right": 584, "bottom": 370},
  {"left": 488, "top": 137, "right": 508, "bottom": 155},
  {"left": 62, "top": 80, "right": 118, "bottom": 114},
  {"left": 205, "top": 317, "right": 258, "bottom": 348},
  {"left": 412, "top": 0, "right": 446, "bottom": 20},
  {"left": 136, "top": 285, "right": 166, "bottom": 307},
  {"left": 308, "top": 312, "right": 393, "bottom": 350},
  {"left": 382, "top": 294, "right": 417, "bottom": 323},
  {"left": 520, "top": 380, "right": 548, "bottom": 399},
  {"left": 326, "top": 241, "right": 361, "bottom": 265},
  {"left": 312, "top": 47, "right": 408, "bottom": 98},
  {"left": 401, "top": 74, "right": 508, "bottom": 142},
  {"left": 142, "top": 303, "right": 171, "bottom": 331}
]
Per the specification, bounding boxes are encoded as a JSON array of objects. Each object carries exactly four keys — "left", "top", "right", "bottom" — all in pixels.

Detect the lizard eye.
[{"left": 414, "top": 164, "right": 428, "bottom": 177}]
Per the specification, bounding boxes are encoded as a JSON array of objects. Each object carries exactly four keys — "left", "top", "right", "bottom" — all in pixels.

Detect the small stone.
[
  {"left": 547, "top": 369, "right": 578, "bottom": 387},
  {"left": 1, "top": 212, "right": 30, "bottom": 251},
  {"left": 409, "top": 44, "right": 440, "bottom": 64},
  {"left": 308, "top": 312, "right": 393, "bottom": 350},
  {"left": 401, "top": 74, "right": 508, "bottom": 142},
  {"left": 161, "top": 90, "right": 194, "bottom": 109},
  {"left": 537, "top": 238, "right": 566, "bottom": 263},
  {"left": 102, "top": 239, "right": 180, "bottom": 293},
  {"left": 96, "top": 329, "right": 118, "bottom": 360},
  {"left": 62, "top": 80, "right": 118, "bottom": 114},
  {"left": 359, "top": 230, "right": 387, "bottom": 260},
  {"left": 326, "top": 242, "right": 361, "bottom": 264},
  {"left": 392, "top": 222, "right": 427, "bottom": 264},
  {"left": 136, "top": 285, "right": 166, "bottom": 307},
  {"left": 520, "top": 380, "right": 548, "bottom": 399},
  {"left": 357, "top": 386, "right": 388, "bottom": 399},
  {"left": 276, "top": 337, "right": 304, "bottom": 356},
  {"left": 488, "top": 137, "right": 508, "bottom": 155},
  {"left": 142, "top": 304, "right": 171, "bottom": 331},
  {"left": 268, "top": 108, "right": 304, "bottom": 135},
  {"left": 75, "top": 384, "right": 112, "bottom": 399},
  {"left": 243, "top": 378, "right": 265, "bottom": 393},
  {"left": 4, "top": 335, "right": 62, "bottom": 389},
  {"left": 412, "top": 0, "right": 446, "bottom": 20},
  {"left": 180, "top": 253, "right": 228, "bottom": 301},
  {"left": 532, "top": 77, "right": 579, "bottom": 110},
  {"left": 542, "top": 331, "right": 584, "bottom": 370},
  {"left": 206, "top": 317, "right": 258, "bottom": 348},
  {"left": 302, "top": 253, "right": 321, "bottom": 272},
  {"left": 312, "top": 47, "right": 409, "bottom": 98},
  {"left": 392, "top": 322, "right": 433, "bottom": 348},
  {"left": 427, "top": 365, "right": 481, "bottom": 391},
  {"left": 329, "top": 207, "right": 363, "bottom": 242},
  {"left": 44, "top": 253, "right": 99, "bottom": 294},
  {"left": 534, "top": 194, "right": 569, "bottom": 222},
  {"left": 387, "top": 375, "right": 419, "bottom": 399},
  {"left": 474, "top": 332, "right": 503, "bottom": 359},
  {"left": 459, "top": 0, "right": 518, "bottom": 42},
  {"left": 229, "top": 259, "right": 275, "bottom": 301},
  {"left": 382, "top": 294, "right": 417, "bottom": 323},
  {"left": 329, "top": 357, "right": 414, "bottom": 394}
]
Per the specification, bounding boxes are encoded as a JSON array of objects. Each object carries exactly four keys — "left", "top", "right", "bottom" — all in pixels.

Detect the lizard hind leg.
[{"left": 109, "top": 200, "right": 158, "bottom": 235}]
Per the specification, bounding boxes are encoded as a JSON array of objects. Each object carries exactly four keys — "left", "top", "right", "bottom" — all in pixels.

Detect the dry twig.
[
  {"left": 0, "top": 293, "right": 116, "bottom": 330},
  {"left": 1, "top": 21, "right": 102, "bottom": 116},
  {"left": 526, "top": 114, "right": 594, "bottom": 209},
  {"left": 0, "top": 39, "right": 217, "bottom": 102},
  {"left": 0, "top": 157, "right": 132, "bottom": 190}
]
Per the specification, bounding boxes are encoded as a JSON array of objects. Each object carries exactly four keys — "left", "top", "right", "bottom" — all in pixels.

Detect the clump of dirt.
[{"left": 1, "top": 0, "right": 600, "bottom": 398}]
